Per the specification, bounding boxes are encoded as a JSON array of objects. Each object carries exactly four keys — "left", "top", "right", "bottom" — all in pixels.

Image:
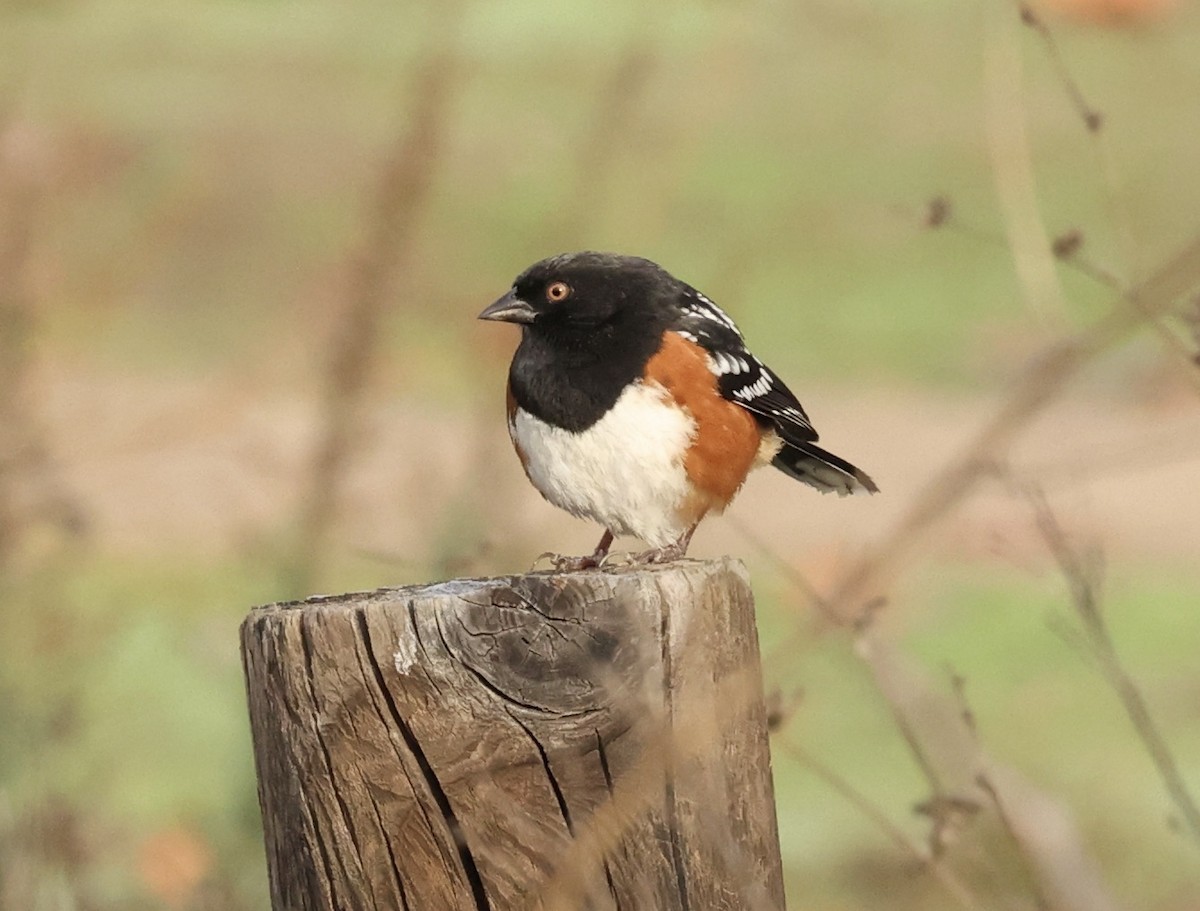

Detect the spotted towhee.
[{"left": 479, "top": 252, "right": 877, "bottom": 569}]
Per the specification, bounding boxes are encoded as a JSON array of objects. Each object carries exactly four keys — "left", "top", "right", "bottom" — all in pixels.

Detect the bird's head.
[{"left": 478, "top": 252, "right": 676, "bottom": 333}]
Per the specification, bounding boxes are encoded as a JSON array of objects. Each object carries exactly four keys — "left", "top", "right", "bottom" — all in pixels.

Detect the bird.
[{"left": 478, "top": 252, "right": 877, "bottom": 570}]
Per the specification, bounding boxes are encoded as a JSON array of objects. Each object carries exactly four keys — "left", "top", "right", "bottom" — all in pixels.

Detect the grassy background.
[{"left": 2, "top": 0, "right": 1200, "bottom": 908}]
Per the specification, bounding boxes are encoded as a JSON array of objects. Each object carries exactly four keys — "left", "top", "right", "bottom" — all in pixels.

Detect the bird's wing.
[{"left": 670, "top": 285, "right": 819, "bottom": 445}]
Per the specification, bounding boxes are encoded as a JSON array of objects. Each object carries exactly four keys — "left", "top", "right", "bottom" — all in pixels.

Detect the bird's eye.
[{"left": 546, "top": 281, "right": 571, "bottom": 302}]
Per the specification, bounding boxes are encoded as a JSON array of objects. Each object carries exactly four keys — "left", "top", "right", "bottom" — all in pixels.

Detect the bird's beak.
[{"left": 478, "top": 290, "right": 537, "bottom": 325}]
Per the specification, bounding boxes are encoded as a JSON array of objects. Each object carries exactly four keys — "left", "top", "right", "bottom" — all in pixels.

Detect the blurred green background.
[{"left": 2, "top": 0, "right": 1199, "bottom": 908}]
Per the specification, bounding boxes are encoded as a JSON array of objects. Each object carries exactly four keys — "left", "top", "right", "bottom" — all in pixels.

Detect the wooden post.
[{"left": 241, "top": 557, "right": 786, "bottom": 911}]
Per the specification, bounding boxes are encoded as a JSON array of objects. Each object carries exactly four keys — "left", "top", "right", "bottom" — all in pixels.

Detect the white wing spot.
[
  {"left": 733, "top": 374, "right": 772, "bottom": 401},
  {"left": 693, "top": 292, "right": 738, "bottom": 330},
  {"left": 712, "top": 351, "right": 750, "bottom": 375},
  {"left": 700, "top": 350, "right": 748, "bottom": 376},
  {"left": 682, "top": 288, "right": 741, "bottom": 334}
]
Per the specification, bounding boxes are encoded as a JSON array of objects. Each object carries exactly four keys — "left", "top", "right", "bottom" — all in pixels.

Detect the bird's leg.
[
  {"left": 534, "top": 529, "right": 614, "bottom": 572},
  {"left": 630, "top": 524, "right": 697, "bottom": 565}
]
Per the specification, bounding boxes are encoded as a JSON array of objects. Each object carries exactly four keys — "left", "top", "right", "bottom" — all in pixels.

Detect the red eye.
[{"left": 546, "top": 281, "right": 571, "bottom": 302}]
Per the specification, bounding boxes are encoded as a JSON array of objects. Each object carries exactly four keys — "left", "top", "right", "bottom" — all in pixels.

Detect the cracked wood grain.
[{"left": 241, "top": 558, "right": 785, "bottom": 911}]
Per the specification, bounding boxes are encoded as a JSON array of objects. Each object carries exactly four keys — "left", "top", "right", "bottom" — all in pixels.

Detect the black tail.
[{"left": 772, "top": 441, "right": 879, "bottom": 496}]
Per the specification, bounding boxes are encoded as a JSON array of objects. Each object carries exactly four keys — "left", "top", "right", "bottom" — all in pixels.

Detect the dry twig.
[
  {"left": 1015, "top": 1, "right": 1140, "bottom": 299},
  {"left": 0, "top": 117, "right": 86, "bottom": 568},
  {"left": 288, "top": 4, "right": 466, "bottom": 596},
  {"left": 911, "top": 198, "right": 1200, "bottom": 391},
  {"left": 976, "top": 768, "right": 1122, "bottom": 911},
  {"left": 1024, "top": 486, "right": 1200, "bottom": 845},
  {"left": 777, "top": 737, "right": 986, "bottom": 911},
  {"left": 556, "top": 15, "right": 660, "bottom": 247},
  {"left": 798, "top": 230, "right": 1200, "bottom": 639},
  {"left": 986, "top": 2, "right": 1071, "bottom": 328},
  {"left": 855, "top": 628, "right": 1122, "bottom": 911},
  {"left": 1016, "top": 4, "right": 1103, "bottom": 133}
]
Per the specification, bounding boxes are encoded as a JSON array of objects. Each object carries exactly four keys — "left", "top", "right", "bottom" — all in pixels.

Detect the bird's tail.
[{"left": 771, "top": 441, "right": 879, "bottom": 496}]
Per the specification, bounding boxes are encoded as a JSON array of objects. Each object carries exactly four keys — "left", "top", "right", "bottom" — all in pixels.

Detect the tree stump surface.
[{"left": 241, "top": 557, "right": 786, "bottom": 911}]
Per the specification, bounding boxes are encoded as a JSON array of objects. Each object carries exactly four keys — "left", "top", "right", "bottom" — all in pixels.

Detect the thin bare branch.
[
  {"left": 1015, "top": 0, "right": 1140, "bottom": 293},
  {"left": 878, "top": 677, "right": 947, "bottom": 800},
  {"left": 777, "top": 737, "right": 987, "bottom": 911},
  {"left": 1024, "top": 486, "right": 1200, "bottom": 845},
  {"left": 977, "top": 767, "right": 1124, "bottom": 911},
  {"left": 850, "top": 627, "right": 1123, "bottom": 911},
  {"left": 986, "top": 3, "right": 1071, "bottom": 327},
  {"left": 1016, "top": 3, "right": 1104, "bottom": 133},
  {"left": 1049, "top": 228, "right": 1123, "bottom": 290},
  {"left": 974, "top": 775, "right": 1053, "bottom": 911},
  {"left": 786, "top": 230, "right": 1200, "bottom": 638},
  {"left": 852, "top": 627, "right": 975, "bottom": 806},
  {"left": 1183, "top": 292, "right": 1200, "bottom": 364},
  {"left": 724, "top": 512, "right": 835, "bottom": 622},
  {"left": 779, "top": 737, "right": 915, "bottom": 856},
  {"left": 0, "top": 117, "right": 87, "bottom": 568},
  {"left": 287, "top": 5, "right": 466, "bottom": 596},
  {"left": 909, "top": 199, "right": 1122, "bottom": 293},
  {"left": 1049, "top": 228, "right": 1200, "bottom": 390},
  {"left": 556, "top": 14, "right": 660, "bottom": 247}
]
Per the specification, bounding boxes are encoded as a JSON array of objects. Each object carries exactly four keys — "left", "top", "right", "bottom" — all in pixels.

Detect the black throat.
[{"left": 509, "top": 312, "right": 668, "bottom": 432}]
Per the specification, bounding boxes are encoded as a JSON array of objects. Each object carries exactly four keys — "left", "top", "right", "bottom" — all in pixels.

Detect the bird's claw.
[
  {"left": 627, "top": 543, "right": 687, "bottom": 565},
  {"left": 530, "top": 551, "right": 601, "bottom": 573},
  {"left": 629, "top": 525, "right": 697, "bottom": 566},
  {"left": 530, "top": 533, "right": 689, "bottom": 572}
]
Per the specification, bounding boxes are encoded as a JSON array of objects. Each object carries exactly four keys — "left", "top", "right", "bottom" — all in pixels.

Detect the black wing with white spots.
[{"left": 671, "top": 285, "right": 819, "bottom": 445}]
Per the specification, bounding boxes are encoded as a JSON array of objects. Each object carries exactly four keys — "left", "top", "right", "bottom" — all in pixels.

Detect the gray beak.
[{"left": 478, "top": 290, "right": 537, "bottom": 324}]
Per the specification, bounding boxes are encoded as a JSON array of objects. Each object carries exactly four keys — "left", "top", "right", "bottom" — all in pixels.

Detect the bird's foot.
[
  {"left": 531, "top": 529, "right": 615, "bottom": 573},
  {"left": 627, "top": 541, "right": 689, "bottom": 565},
  {"left": 531, "top": 551, "right": 602, "bottom": 572},
  {"left": 626, "top": 526, "right": 697, "bottom": 566}
]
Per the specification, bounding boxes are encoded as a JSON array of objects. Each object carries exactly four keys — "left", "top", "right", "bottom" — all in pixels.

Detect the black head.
[
  {"left": 479, "top": 252, "right": 683, "bottom": 431},
  {"left": 478, "top": 252, "right": 679, "bottom": 334}
]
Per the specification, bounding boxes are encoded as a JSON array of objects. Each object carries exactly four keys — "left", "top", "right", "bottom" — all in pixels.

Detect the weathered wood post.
[{"left": 241, "top": 557, "right": 786, "bottom": 911}]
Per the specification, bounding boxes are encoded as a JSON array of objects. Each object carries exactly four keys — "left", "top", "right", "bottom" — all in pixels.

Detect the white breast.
[{"left": 510, "top": 382, "right": 696, "bottom": 547}]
